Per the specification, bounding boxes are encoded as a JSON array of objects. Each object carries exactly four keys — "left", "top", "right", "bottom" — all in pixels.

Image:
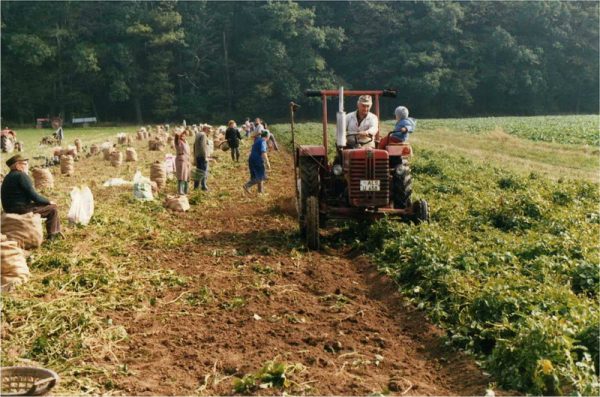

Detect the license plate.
[{"left": 360, "top": 180, "right": 380, "bottom": 191}]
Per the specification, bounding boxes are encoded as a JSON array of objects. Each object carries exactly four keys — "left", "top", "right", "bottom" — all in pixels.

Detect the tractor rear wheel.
[
  {"left": 412, "top": 199, "right": 429, "bottom": 223},
  {"left": 392, "top": 160, "right": 412, "bottom": 209},
  {"left": 298, "top": 158, "right": 320, "bottom": 236},
  {"left": 305, "top": 196, "right": 320, "bottom": 250}
]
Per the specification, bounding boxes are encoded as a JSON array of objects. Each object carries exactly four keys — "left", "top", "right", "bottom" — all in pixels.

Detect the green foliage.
[
  {"left": 1, "top": 2, "right": 598, "bottom": 123},
  {"left": 570, "top": 261, "right": 599, "bottom": 298},
  {"left": 420, "top": 115, "right": 599, "bottom": 146},
  {"left": 233, "top": 361, "right": 305, "bottom": 394},
  {"left": 358, "top": 146, "right": 600, "bottom": 395}
]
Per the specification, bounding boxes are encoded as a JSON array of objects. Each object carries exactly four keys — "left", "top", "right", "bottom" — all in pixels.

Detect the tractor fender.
[
  {"left": 386, "top": 144, "right": 412, "bottom": 158},
  {"left": 296, "top": 145, "right": 326, "bottom": 166}
]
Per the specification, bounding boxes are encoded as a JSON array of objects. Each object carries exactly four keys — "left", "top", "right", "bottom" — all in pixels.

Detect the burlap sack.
[
  {"left": 31, "top": 167, "right": 54, "bottom": 190},
  {"left": 74, "top": 138, "right": 82, "bottom": 153},
  {"left": 1, "top": 239, "right": 29, "bottom": 290},
  {"left": 110, "top": 151, "right": 123, "bottom": 167},
  {"left": 164, "top": 195, "right": 190, "bottom": 212},
  {"left": 90, "top": 144, "right": 99, "bottom": 155},
  {"left": 125, "top": 148, "right": 138, "bottom": 162},
  {"left": 117, "top": 134, "right": 127, "bottom": 145},
  {"left": 60, "top": 154, "right": 74, "bottom": 176},
  {"left": 102, "top": 147, "right": 114, "bottom": 160},
  {"left": 150, "top": 161, "right": 166, "bottom": 190},
  {"left": 53, "top": 147, "right": 62, "bottom": 157},
  {"left": 62, "top": 145, "right": 78, "bottom": 158},
  {"left": 0, "top": 212, "right": 44, "bottom": 249}
]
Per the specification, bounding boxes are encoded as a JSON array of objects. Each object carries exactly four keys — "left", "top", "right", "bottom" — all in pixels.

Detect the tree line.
[{"left": 1, "top": 1, "right": 598, "bottom": 125}]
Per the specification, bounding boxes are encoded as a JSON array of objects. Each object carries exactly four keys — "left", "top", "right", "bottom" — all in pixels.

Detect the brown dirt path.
[{"left": 111, "top": 144, "right": 499, "bottom": 395}]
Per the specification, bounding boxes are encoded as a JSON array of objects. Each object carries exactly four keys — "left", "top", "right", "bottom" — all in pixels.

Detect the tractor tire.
[
  {"left": 412, "top": 199, "right": 429, "bottom": 224},
  {"left": 305, "top": 196, "right": 320, "bottom": 250},
  {"left": 298, "top": 158, "right": 320, "bottom": 235},
  {"left": 392, "top": 161, "right": 412, "bottom": 209}
]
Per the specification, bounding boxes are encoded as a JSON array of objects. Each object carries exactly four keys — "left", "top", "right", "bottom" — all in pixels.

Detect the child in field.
[{"left": 378, "top": 106, "right": 417, "bottom": 148}]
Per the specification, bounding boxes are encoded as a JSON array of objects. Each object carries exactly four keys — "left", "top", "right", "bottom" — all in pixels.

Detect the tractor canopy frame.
[{"left": 304, "top": 89, "right": 397, "bottom": 162}]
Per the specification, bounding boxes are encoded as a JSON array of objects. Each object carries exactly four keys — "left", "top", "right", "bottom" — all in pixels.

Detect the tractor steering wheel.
[{"left": 346, "top": 132, "right": 373, "bottom": 146}]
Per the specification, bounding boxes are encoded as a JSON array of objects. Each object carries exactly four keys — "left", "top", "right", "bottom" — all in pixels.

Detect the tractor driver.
[{"left": 345, "top": 95, "right": 379, "bottom": 149}]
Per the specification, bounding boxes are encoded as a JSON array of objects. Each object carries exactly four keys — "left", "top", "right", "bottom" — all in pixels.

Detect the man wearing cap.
[
  {"left": 1, "top": 155, "right": 62, "bottom": 240},
  {"left": 345, "top": 95, "right": 379, "bottom": 148},
  {"left": 193, "top": 125, "right": 210, "bottom": 191}
]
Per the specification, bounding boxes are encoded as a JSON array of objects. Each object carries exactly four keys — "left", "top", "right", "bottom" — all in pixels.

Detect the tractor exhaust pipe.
[{"left": 336, "top": 86, "right": 346, "bottom": 148}]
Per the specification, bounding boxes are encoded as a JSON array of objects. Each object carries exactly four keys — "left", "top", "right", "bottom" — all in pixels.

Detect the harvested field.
[{"left": 1, "top": 126, "right": 506, "bottom": 395}]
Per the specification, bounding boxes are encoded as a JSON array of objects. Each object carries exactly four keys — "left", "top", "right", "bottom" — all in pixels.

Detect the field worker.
[
  {"left": 193, "top": 124, "right": 210, "bottom": 191},
  {"left": 345, "top": 95, "right": 379, "bottom": 148},
  {"left": 54, "top": 125, "right": 64, "bottom": 145},
  {"left": 243, "top": 118, "right": 252, "bottom": 138},
  {"left": 225, "top": 120, "right": 242, "bottom": 162},
  {"left": 1, "top": 154, "right": 63, "bottom": 240},
  {"left": 251, "top": 117, "right": 265, "bottom": 139},
  {"left": 251, "top": 117, "right": 279, "bottom": 151},
  {"left": 243, "top": 130, "right": 271, "bottom": 194},
  {"left": 174, "top": 130, "right": 191, "bottom": 195},
  {"left": 1, "top": 127, "right": 16, "bottom": 152},
  {"left": 378, "top": 106, "right": 417, "bottom": 149}
]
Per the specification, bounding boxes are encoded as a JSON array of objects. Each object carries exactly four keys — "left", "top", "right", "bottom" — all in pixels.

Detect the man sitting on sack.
[
  {"left": 1, "top": 155, "right": 63, "bottom": 240},
  {"left": 345, "top": 95, "right": 379, "bottom": 149}
]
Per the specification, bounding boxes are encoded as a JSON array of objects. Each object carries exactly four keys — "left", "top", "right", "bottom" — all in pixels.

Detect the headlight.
[{"left": 333, "top": 164, "right": 343, "bottom": 176}]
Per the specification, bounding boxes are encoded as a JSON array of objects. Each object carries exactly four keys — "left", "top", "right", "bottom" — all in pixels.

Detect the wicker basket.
[{"left": 0, "top": 367, "right": 59, "bottom": 396}]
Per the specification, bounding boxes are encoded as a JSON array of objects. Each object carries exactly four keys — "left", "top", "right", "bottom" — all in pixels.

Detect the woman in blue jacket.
[{"left": 243, "top": 130, "right": 271, "bottom": 194}]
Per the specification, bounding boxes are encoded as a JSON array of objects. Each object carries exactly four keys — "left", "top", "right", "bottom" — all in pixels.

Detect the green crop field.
[
  {"left": 271, "top": 114, "right": 600, "bottom": 395},
  {"left": 418, "top": 115, "right": 599, "bottom": 146}
]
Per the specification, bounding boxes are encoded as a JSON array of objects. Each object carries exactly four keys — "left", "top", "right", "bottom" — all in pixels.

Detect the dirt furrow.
[{"left": 112, "top": 146, "right": 496, "bottom": 395}]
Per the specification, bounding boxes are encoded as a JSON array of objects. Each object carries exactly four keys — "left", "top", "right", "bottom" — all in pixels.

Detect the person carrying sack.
[{"left": 1, "top": 155, "right": 63, "bottom": 240}]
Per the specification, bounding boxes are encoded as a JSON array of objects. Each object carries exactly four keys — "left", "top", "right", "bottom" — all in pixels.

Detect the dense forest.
[{"left": 1, "top": 1, "right": 598, "bottom": 124}]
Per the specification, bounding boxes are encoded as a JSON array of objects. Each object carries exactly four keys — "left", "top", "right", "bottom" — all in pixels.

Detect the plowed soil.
[{"left": 108, "top": 144, "right": 500, "bottom": 395}]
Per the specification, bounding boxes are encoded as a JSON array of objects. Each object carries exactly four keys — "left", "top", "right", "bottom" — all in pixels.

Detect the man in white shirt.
[{"left": 345, "top": 95, "right": 379, "bottom": 148}]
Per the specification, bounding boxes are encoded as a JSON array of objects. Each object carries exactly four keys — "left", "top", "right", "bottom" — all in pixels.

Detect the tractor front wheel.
[{"left": 305, "top": 196, "right": 320, "bottom": 250}]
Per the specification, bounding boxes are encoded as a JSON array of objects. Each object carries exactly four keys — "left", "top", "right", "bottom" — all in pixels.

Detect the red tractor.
[{"left": 292, "top": 88, "right": 428, "bottom": 250}]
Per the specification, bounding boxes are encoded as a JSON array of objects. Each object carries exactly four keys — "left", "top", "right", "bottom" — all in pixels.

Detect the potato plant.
[{"left": 362, "top": 149, "right": 599, "bottom": 395}]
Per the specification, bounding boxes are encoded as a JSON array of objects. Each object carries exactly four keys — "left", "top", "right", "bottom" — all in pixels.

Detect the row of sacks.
[
  {"left": 96, "top": 146, "right": 137, "bottom": 165},
  {"left": 116, "top": 132, "right": 132, "bottom": 145},
  {"left": 53, "top": 145, "right": 79, "bottom": 159}
]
